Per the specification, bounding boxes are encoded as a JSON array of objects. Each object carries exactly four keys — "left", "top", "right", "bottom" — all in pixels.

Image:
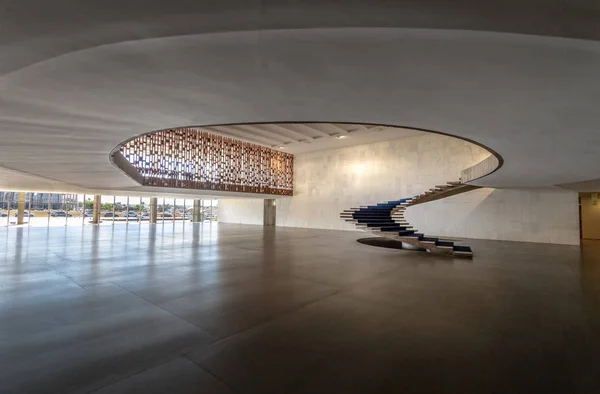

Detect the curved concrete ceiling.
[
  {"left": 2, "top": 0, "right": 600, "bottom": 76},
  {"left": 180, "top": 123, "right": 424, "bottom": 154},
  {"left": 1, "top": 2, "right": 600, "bottom": 194}
]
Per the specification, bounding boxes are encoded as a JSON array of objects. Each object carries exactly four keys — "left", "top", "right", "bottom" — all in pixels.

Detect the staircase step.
[
  {"left": 452, "top": 245, "right": 473, "bottom": 258},
  {"left": 397, "top": 230, "right": 416, "bottom": 236},
  {"left": 352, "top": 213, "right": 391, "bottom": 217},
  {"left": 379, "top": 227, "right": 406, "bottom": 232},
  {"left": 435, "top": 240, "right": 454, "bottom": 248},
  {"left": 401, "top": 232, "right": 423, "bottom": 238},
  {"left": 453, "top": 245, "right": 472, "bottom": 253},
  {"left": 379, "top": 226, "right": 413, "bottom": 231},
  {"left": 420, "top": 237, "right": 438, "bottom": 243}
]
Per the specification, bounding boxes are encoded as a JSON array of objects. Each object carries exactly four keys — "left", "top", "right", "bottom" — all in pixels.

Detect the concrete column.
[
  {"left": 17, "top": 192, "right": 26, "bottom": 225},
  {"left": 264, "top": 199, "right": 276, "bottom": 226},
  {"left": 192, "top": 199, "right": 202, "bottom": 222},
  {"left": 92, "top": 195, "right": 101, "bottom": 224},
  {"left": 149, "top": 197, "right": 158, "bottom": 224}
]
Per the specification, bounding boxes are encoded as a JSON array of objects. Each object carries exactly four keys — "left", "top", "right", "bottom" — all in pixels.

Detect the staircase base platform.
[
  {"left": 357, "top": 237, "right": 405, "bottom": 250},
  {"left": 356, "top": 236, "right": 473, "bottom": 258}
]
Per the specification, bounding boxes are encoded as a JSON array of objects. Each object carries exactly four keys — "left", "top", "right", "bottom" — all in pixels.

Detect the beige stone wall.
[
  {"left": 276, "top": 133, "right": 490, "bottom": 230},
  {"left": 581, "top": 193, "right": 600, "bottom": 240},
  {"left": 406, "top": 188, "right": 579, "bottom": 245},
  {"left": 220, "top": 133, "right": 580, "bottom": 245},
  {"left": 218, "top": 198, "right": 263, "bottom": 225}
]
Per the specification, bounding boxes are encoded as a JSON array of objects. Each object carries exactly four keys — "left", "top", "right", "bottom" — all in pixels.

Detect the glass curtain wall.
[
  {"left": 140, "top": 197, "right": 151, "bottom": 222},
  {"left": 201, "top": 199, "right": 218, "bottom": 222},
  {"left": 211, "top": 199, "right": 219, "bottom": 221},
  {"left": 183, "top": 199, "right": 194, "bottom": 223},
  {"left": 114, "top": 196, "right": 129, "bottom": 225},
  {"left": 1, "top": 192, "right": 12, "bottom": 227},
  {"left": 100, "top": 195, "right": 114, "bottom": 225},
  {"left": 159, "top": 197, "right": 175, "bottom": 224},
  {"left": 0, "top": 191, "right": 218, "bottom": 228}
]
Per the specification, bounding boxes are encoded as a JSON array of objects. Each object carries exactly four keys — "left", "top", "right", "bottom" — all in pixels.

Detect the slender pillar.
[
  {"left": 17, "top": 192, "right": 26, "bottom": 225},
  {"left": 192, "top": 199, "right": 202, "bottom": 222},
  {"left": 92, "top": 195, "right": 101, "bottom": 224},
  {"left": 149, "top": 197, "right": 158, "bottom": 224},
  {"left": 264, "top": 199, "right": 276, "bottom": 226}
]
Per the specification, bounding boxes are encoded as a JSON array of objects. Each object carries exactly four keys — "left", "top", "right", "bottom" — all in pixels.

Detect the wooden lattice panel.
[{"left": 120, "top": 128, "right": 294, "bottom": 195}]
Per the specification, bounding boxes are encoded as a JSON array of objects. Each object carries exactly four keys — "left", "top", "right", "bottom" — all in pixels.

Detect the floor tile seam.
[
  {"left": 49, "top": 250, "right": 78, "bottom": 264},
  {"left": 204, "top": 290, "right": 342, "bottom": 346},
  {"left": 280, "top": 273, "right": 347, "bottom": 290},
  {"left": 84, "top": 353, "right": 182, "bottom": 394},
  {"left": 100, "top": 268, "right": 220, "bottom": 289},
  {"left": 109, "top": 281, "right": 220, "bottom": 340},
  {"left": 68, "top": 266, "right": 207, "bottom": 288},
  {"left": 241, "top": 268, "right": 346, "bottom": 288},
  {"left": 131, "top": 269, "right": 335, "bottom": 307},
  {"left": 317, "top": 263, "right": 414, "bottom": 292},
  {"left": 320, "top": 289, "right": 415, "bottom": 312},
  {"left": 182, "top": 354, "right": 241, "bottom": 394},
  {"left": 277, "top": 331, "right": 396, "bottom": 394},
  {"left": 333, "top": 289, "right": 551, "bottom": 337},
  {"left": 39, "top": 259, "right": 86, "bottom": 290},
  {"left": 141, "top": 278, "right": 284, "bottom": 307}
]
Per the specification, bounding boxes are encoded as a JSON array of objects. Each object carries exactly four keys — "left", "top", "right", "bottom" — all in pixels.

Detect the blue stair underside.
[{"left": 346, "top": 197, "right": 473, "bottom": 257}]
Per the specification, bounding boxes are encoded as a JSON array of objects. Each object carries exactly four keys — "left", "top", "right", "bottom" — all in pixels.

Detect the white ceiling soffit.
[
  {"left": 197, "top": 123, "right": 423, "bottom": 154},
  {"left": 2, "top": 0, "right": 600, "bottom": 76},
  {"left": 0, "top": 2, "right": 599, "bottom": 193}
]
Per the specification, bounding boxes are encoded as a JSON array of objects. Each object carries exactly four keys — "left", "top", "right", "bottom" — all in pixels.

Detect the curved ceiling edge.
[
  {"left": 3, "top": 24, "right": 600, "bottom": 80},
  {"left": 109, "top": 122, "right": 503, "bottom": 192},
  {"left": 3, "top": 1, "right": 600, "bottom": 77}
]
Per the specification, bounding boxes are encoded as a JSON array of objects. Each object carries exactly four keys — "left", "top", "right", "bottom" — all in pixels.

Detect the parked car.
[
  {"left": 0, "top": 212, "right": 7, "bottom": 217},
  {"left": 14, "top": 212, "right": 35, "bottom": 217},
  {"left": 103, "top": 212, "right": 119, "bottom": 218},
  {"left": 51, "top": 211, "right": 72, "bottom": 217},
  {"left": 83, "top": 211, "right": 94, "bottom": 217},
  {"left": 161, "top": 213, "right": 173, "bottom": 218},
  {"left": 141, "top": 212, "right": 150, "bottom": 218},
  {"left": 123, "top": 211, "right": 138, "bottom": 218}
]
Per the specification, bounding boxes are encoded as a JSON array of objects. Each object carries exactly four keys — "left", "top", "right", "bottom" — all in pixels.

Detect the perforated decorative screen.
[{"left": 119, "top": 128, "right": 293, "bottom": 195}]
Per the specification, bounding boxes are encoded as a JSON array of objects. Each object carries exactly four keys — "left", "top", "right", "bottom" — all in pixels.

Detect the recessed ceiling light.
[
  {"left": 278, "top": 146, "right": 285, "bottom": 149},
  {"left": 336, "top": 135, "right": 347, "bottom": 139}
]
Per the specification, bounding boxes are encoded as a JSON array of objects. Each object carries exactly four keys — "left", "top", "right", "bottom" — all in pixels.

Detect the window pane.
[
  {"left": 0, "top": 192, "right": 11, "bottom": 227},
  {"left": 140, "top": 197, "right": 151, "bottom": 223},
  {"left": 100, "top": 195, "right": 114, "bottom": 225},
  {"left": 48, "top": 194, "right": 68, "bottom": 227},
  {"left": 113, "top": 196, "right": 128, "bottom": 225},
  {"left": 183, "top": 199, "right": 194, "bottom": 222}
]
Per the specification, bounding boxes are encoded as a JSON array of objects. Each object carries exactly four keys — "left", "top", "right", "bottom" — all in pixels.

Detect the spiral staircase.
[{"left": 340, "top": 181, "right": 479, "bottom": 258}]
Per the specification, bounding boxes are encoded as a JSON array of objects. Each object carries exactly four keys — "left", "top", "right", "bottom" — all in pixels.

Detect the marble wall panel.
[{"left": 219, "top": 134, "right": 580, "bottom": 245}]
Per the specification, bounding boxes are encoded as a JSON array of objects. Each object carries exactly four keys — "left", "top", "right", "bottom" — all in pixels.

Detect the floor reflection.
[{"left": 0, "top": 224, "right": 599, "bottom": 393}]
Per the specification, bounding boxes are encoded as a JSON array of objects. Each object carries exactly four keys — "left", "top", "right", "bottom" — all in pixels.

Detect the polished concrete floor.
[{"left": 1, "top": 223, "right": 600, "bottom": 394}]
